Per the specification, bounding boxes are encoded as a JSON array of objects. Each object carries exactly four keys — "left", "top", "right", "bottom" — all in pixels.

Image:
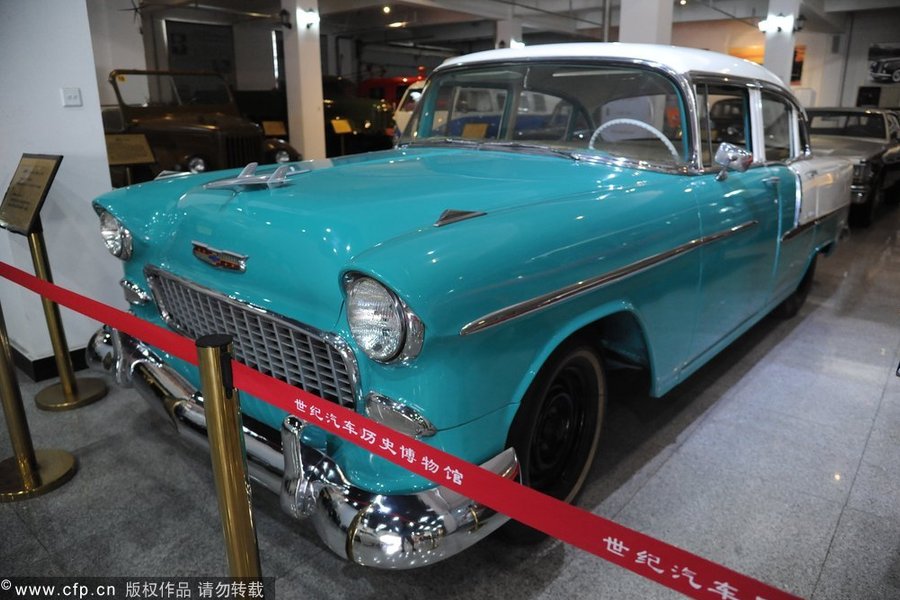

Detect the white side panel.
[{"left": 790, "top": 156, "right": 852, "bottom": 224}]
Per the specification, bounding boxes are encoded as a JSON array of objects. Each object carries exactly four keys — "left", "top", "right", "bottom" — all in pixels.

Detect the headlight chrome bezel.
[
  {"left": 852, "top": 161, "right": 873, "bottom": 184},
  {"left": 187, "top": 156, "right": 207, "bottom": 173},
  {"left": 95, "top": 206, "right": 133, "bottom": 260},
  {"left": 343, "top": 273, "right": 424, "bottom": 364}
]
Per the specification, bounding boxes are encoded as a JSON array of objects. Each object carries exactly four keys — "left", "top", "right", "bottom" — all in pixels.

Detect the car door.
[
  {"left": 758, "top": 90, "right": 821, "bottom": 303},
  {"left": 688, "top": 82, "right": 780, "bottom": 364}
]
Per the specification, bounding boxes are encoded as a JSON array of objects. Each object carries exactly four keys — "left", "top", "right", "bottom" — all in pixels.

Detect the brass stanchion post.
[
  {"left": 27, "top": 218, "right": 106, "bottom": 411},
  {"left": 197, "top": 334, "right": 263, "bottom": 579},
  {"left": 0, "top": 300, "right": 76, "bottom": 501}
]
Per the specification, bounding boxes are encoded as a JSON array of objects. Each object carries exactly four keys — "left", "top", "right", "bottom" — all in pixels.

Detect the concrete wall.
[
  {"left": 87, "top": 0, "right": 147, "bottom": 105},
  {"left": 794, "top": 31, "right": 847, "bottom": 107},
  {"left": 841, "top": 8, "right": 900, "bottom": 106},
  {"left": 672, "top": 19, "right": 848, "bottom": 107},
  {"left": 0, "top": 0, "right": 124, "bottom": 364},
  {"left": 234, "top": 22, "right": 279, "bottom": 90},
  {"left": 672, "top": 18, "right": 765, "bottom": 56}
]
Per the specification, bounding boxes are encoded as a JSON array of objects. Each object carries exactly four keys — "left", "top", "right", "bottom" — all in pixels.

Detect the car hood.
[
  {"left": 810, "top": 134, "right": 887, "bottom": 161},
  {"left": 110, "top": 147, "right": 609, "bottom": 330}
]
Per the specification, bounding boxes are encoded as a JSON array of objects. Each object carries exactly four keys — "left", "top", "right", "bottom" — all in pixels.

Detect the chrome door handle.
[{"left": 763, "top": 176, "right": 780, "bottom": 187}]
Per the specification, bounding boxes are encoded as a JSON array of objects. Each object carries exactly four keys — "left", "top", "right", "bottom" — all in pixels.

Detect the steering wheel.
[{"left": 588, "top": 118, "right": 680, "bottom": 161}]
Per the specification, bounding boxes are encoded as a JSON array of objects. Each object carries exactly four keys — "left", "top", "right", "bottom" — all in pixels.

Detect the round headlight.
[
  {"left": 852, "top": 161, "right": 873, "bottom": 185},
  {"left": 98, "top": 209, "right": 132, "bottom": 260},
  {"left": 347, "top": 277, "right": 405, "bottom": 362},
  {"left": 187, "top": 156, "right": 207, "bottom": 173},
  {"left": 274, "top": 149, "right": 291, "bottom": 163}
]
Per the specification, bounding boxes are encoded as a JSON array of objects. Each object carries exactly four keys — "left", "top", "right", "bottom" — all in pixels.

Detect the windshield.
[
  {"left": 808, "top": 111, "right": 886, "bottom": 140},
  {"left": 401, "top": 62, "right": 689, "bottom": 166},
  {"left": 112, "top": 72, "right": 233, "bottom": 109}
]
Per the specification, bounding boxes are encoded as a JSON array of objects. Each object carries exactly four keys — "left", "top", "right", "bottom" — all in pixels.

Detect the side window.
[
  {"left": 696, "top": 84, "right": 751, "bottom": 167},
  {"left": 761, "top": 93, "right": 794, "bottom": 162}
]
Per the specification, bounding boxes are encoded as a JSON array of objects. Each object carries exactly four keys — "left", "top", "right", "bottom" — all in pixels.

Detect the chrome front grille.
[
  {"left": 225, "top": 134, "right": 262, "bottom": 168},
  {"left": 145, "top": 266, "right": 357, "bottom": 408}
]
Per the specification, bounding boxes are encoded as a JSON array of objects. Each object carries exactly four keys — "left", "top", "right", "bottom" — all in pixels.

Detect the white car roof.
[{"left": 436, "top": 42, "right": 785, "bottom": 88}]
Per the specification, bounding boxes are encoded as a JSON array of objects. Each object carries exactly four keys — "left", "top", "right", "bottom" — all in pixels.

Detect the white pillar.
[
  {"left": 495, "top": 19, "right": 523, "bottom": 49},
  {"left": 762, "top": 0, "right": 801, "bottom": 85},
  {"left": 281, "top": 0, "right": 326, "bottom": 160},
  {"left": 619, "top": 0, "right": 673, "bottom": 45}
]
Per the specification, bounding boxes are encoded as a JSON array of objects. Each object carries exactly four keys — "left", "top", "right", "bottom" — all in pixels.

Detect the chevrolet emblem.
[{"left": 192, "top": 241, "right": 248, "bottom": 272}]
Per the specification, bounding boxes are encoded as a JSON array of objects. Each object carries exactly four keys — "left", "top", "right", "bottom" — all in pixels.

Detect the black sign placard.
[{"left": 0, "top": 154, "right": 63, "bottom": 236}]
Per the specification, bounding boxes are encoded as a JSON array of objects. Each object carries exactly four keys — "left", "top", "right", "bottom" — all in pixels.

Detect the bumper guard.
[{"left": 87, "top": 327, "right": 518, "bottom": 569}]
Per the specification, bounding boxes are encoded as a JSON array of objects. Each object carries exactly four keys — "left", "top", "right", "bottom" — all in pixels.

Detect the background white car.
[{"left": 392, "top": 79, "right": 426, "bottom": 139}]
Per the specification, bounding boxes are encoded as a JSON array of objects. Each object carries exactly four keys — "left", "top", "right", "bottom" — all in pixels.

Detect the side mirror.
[{"left": 714, "top": 142, "right": 753, "bottom": 181}]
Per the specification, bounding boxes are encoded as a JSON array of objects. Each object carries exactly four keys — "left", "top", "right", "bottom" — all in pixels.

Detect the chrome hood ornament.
[{"left": 203, "top": 162, "right": 307, "bottom": 191}]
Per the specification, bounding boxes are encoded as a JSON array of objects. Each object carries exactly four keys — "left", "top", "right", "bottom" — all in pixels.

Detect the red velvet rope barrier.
[{"left": 0, "top": 260, "right": 801, "bottom": 600}]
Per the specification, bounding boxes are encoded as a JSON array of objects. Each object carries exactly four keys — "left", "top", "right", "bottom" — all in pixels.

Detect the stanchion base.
[
  {"left": 0, "top": 449, "right": 77, "bottom": 502},
  {"left": 35, "top": 377, "right": 107, "bottom": 411}
]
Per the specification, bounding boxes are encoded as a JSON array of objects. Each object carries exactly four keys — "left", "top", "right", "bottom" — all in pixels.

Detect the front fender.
[{"left": 505, "top": 300, "right": 651, "bottom": 408}]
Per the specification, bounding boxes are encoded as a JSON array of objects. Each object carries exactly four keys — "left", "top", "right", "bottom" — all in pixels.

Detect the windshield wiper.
[
  {"left": 479, "top": 141, "right": 581, "bottom": 161},
  {"left": 406, "top": 138, "right": 480, "bottom": 147},
  {"left": 407, "top": 138, "right": 580, "bottom": 160}
]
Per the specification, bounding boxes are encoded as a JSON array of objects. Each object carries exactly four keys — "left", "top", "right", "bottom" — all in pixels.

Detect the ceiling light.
[
  {"left": 758, "top": 13, "right": 794, "bottom": 33},
  {"left": 297, "top": 8, "right": 320, "bottom": 29},
  {"left": 383, "top": 5, "right": 391, "bottom": 14}
]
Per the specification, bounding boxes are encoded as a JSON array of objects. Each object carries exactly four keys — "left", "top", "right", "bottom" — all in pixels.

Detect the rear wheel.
[{"left": 500, "top": 341, "right": 606, "bottom": 543}]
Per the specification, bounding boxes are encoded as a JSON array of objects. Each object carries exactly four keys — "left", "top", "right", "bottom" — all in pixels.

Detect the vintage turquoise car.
[{"left": 87, "top": 43, "right": 851, "bottom": 569}]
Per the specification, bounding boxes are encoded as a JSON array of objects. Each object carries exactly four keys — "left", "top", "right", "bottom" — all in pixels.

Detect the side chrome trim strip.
[
  {"left": 782, "top": 205, "right": 847, "bottom": 242},
  {"left": 460, "top": 220, "right": 758, "bottom": 336}
]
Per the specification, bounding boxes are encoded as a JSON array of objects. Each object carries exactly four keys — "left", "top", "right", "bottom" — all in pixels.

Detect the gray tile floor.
[{"left": 2, "top": 205, "right": 899, "bottom": 599}]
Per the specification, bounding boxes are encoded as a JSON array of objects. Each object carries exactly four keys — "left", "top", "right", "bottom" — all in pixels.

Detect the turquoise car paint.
[
  {"left": 92, "top": 47, "right": 852, "bottom": 504},
  {"left": 97, "top": 151, "right": 832, "bottom": 494}
]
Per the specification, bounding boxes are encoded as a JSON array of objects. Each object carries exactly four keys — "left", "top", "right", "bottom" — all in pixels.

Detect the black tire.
[
  {"left": 775, "top": 255, "right": 816, "bottom": 319},
  {"left": 849, "top": 197, "right": 876, "bottom": 227},
  {"left": 500, "top": 341, "right": 606, "bottom": 543},
  {"left": 885, "top": 181, "right": 900, "bottom": 206}
]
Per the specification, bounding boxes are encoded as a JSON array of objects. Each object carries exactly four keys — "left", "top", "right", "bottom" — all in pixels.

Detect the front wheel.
[{"left": 500, "top": 341, "right": 606, "bottom": 543}]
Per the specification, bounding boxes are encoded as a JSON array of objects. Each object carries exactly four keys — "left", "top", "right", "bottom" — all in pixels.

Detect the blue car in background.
[{"left": 88, "top": 43, "right": 851, "bottom": 569}]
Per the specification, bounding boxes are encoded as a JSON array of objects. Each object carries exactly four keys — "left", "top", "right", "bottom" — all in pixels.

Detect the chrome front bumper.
[{"left": 87, "top": 327, "right": 518, "bottom": 569}]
